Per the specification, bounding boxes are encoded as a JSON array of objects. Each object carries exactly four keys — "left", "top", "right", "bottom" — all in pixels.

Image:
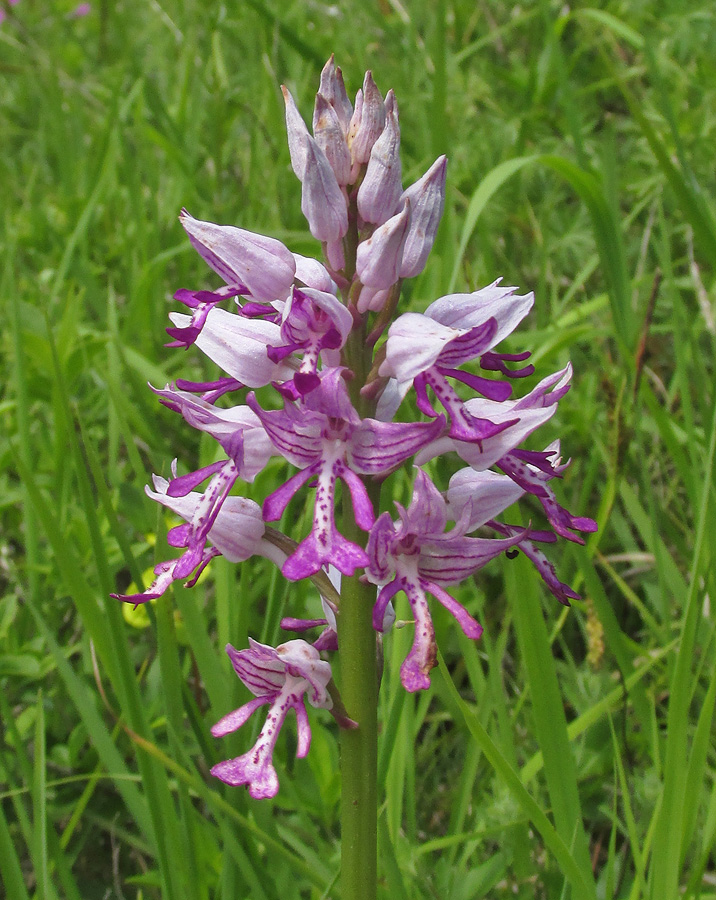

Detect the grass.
[{"left": 1, "top": 0, "right": 715, "bottom": 898}]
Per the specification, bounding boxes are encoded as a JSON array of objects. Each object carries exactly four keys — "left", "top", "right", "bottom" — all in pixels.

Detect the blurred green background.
[{"left": 1, "top": 1, "right": 715, "bottom": 898}]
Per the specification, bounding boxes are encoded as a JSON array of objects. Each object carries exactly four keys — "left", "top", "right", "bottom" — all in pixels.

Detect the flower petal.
[
  {"left": 179, "top": 210, "right": 295, "bottom": 301},
  {"left": 169, "top": 308, "right": 294, "bottom": 388}
]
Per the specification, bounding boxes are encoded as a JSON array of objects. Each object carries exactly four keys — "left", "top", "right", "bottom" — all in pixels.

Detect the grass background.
[{"left": 1, "top": 0, "right": 715, "bottom": 898}]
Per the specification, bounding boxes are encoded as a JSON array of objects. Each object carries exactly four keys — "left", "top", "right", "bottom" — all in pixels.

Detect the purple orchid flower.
[
  {"left": 111, "top": 56, "right": 596, "bottom": 808},
  {"left": 378, "top": 280, "right": 537, "bottom": 443},
  {"left": 269, "top": 286, "right": 354, "bottom": 395},
  {"left": 211, "top": 639, "right": 333, "bottom": 799},
  {"left": 111, "top": 467, "right": 279, "bottom": 605},
  {"left": 416, "top": 366, "right": 597, "bottom": 542},
  {"left": 248, "top": 368, "right": 446, "bottom": 580},
  {"left": 152, "top": 386, "right": 275, "bottom": 480},
  {"left": 446, "top": 465, "right": 583, "bottom": 605},
  {"left": 366, "top": 469, "right": 525, "bottom": 692}
]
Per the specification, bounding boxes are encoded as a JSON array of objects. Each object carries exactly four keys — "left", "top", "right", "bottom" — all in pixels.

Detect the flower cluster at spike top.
[{"left": 113, "top": 57, "right": 596, "bottom": 801}]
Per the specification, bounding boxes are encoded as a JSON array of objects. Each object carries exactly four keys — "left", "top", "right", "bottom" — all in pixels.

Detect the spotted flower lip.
[
  {"left": 366, "top": 469, "right": 524, "bottom": 692},
  {"left": 248, "top": 368, "right": 446, "bottom": 580},
  {"left": 211, "top": 639, "right": 332, "bottom": 799}
]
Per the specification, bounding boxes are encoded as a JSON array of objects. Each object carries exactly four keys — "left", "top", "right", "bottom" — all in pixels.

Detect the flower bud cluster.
[
  {"left": 283, "top": 56, "right": 447, "bottom": 308},
  {"left": 113, "top": 58, "right": 596, "bottom": 800}
]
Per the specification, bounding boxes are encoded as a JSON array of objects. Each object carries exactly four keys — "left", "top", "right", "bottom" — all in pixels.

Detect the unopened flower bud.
[
  {"left": 348, "top": 71, "right": 385, "bottom": 165},
  {"left": 179, "top": 210, "right": 296, "bottom": 302},
  {"left": 356, "top": 199, "right": 411, "bottom": 289},
  {"left": 301, "top": 134, "right": 349, "bottom": 242},
  {"left": 357, "top": 91, "right": 402, "bottom": 225},
  {"left": 313, "top": 93, "right": 352, "bottom": 186},
  {"left": 325, "top": 238, "right": 345, "bottom": 271},
  {"left": 399, "top": 155, "right": 447, "bottom": 278},
  {"left": 356, "top": 286, "right": 390, "bottom": 314},
  {"left": 318, "top": 54, "right": 353, "bottom": 135},
  {"left": 282, "top": 85, "right": 310, "bottom": 179}
]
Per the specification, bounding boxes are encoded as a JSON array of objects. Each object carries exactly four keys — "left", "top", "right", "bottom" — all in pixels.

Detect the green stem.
[
  {"left": 339, "top": 493, "right": 379, "bottom": 900},
  {"left": 338, "top": 321, "right": 382, "bottom": 900}
]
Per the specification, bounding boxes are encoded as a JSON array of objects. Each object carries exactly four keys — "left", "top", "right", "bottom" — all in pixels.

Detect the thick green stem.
[
  {"left": 339, "top": 493, "right": 379, "bottom": 900},
  {"left": 338, "top": 321, "right": 381, "bottom": 900}
]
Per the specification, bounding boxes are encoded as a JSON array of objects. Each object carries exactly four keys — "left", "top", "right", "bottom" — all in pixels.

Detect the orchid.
[
  {"left": 113, "top": 56, "right": 595, "bottom": 900},
  {"left": 211, "top": 640, "right": 333, "bottom": 799},
  {"left": 366, "top": 469, "right": 524, "bottom": 691}
]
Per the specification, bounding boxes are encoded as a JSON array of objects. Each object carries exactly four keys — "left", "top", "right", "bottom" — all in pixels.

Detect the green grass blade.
[
  {"left": 520, "top": 640, "right": 674, "bottom": 783},
  {"left": 437, "top": 647, "right": 597, "bottom": 900},
  {"left": 448, "top": 152, "right": 634, "bottom": 356},
  {"left": 0, "top": 798, "right": 31, "bottom": 900},
  {"left": 23, "top": 595, "right": 151, "bottom": 835},
  {"left": 448, "top": 155, "right": 539, "bottom": 293},
  {"left": 506, "top": 552, "right": 596, "bottom": 890},
  {"left": 7, "top": 244, "right": 40, "bottom": 604},
  {"left": 649, "top": 379, "right": 716, "bottom": 898},
  {"left": 32, "top": 691, "right": 50, "bottom": 900}
]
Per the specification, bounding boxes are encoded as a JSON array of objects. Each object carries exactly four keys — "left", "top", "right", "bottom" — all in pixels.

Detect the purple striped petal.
[
  {"left": 418, "top": 530, "right": 525, "bottom": 585},
  {"left": 349, "top": 415, "right": 446, "bottom": 474},
  {"left": 169, "top": 308, "right": 294, "bottom": 388},
  {"left": 425, "top": 281, "right": 534, "bottom": 347},
  {"left": 399, "top": 573, "right": 437, "bottom": 692},
  {"left": 180, "top": 210, "right": 295, "bottom": 302},
  {"left": 446, "top": 468, "right": 524, "bottom": 531},
  {"left": 247, "top": 394, "right": 323, "bottom": 469},
  {"left": 276, "top": 640, "right": 333, "bottom": 708}
]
